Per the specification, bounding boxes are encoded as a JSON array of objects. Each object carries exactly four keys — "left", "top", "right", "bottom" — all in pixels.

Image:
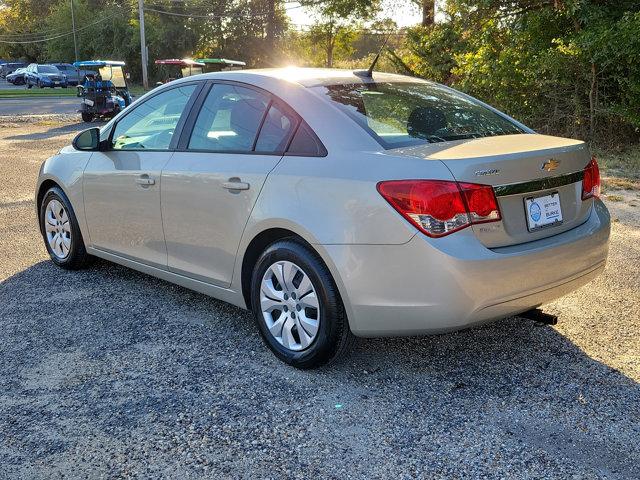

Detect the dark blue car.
[{"left": 24, "top": 64, "right": 68, "bottom": 88}]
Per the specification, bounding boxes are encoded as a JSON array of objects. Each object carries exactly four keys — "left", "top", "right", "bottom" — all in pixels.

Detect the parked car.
[
  {"left": 6, "top": 67, "right": 27, "bottom": 85},
  {"left": 0, "top": 62, "right": 27, "bottom": 78},
  {"left": 35, "top": 68, "right": 610, "bottom": 368},
  {"left": 52, "top": 63, "right": 95, "bottom": 86},
  {"left": 24, "top": 63, "right": 68, "bottom": 88}
]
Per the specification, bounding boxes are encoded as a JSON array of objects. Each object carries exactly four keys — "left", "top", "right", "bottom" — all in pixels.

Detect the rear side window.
[
  {"left": 254, "top": 103, "right": 297, "bottom": 153},
  {"left": 189, "top": 84, "right": 269, "bottom": 152},
  {"left": 286, "top": 122, "right": 327, "bottom": 157}
]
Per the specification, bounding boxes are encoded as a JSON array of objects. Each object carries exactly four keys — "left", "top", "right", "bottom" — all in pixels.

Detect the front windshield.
[
  {"left": 182, "top": 66, "right": 203, "bottom": 77},
  {"left": 313, "top": 82, "right": 524, "bottom": 149},
  {"left": 38, "top": 65, "right": 59, "bottom": 74},
  {"left": 98, "top": 65, "right": 126, "bottom": 88}
]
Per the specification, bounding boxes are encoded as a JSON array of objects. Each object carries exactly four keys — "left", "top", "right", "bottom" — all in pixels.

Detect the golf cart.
[
  {"left": 197, "top": 58, "right": 246, "bottom": 71},
  {"left": 74, "top": 60, "right": 132, "bottom": 122},
  {"left": 154, "top": 58, "right": 204, "bottom": 85}
]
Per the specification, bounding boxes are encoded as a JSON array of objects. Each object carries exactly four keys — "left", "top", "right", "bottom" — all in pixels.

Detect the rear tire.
[
  {"left": 250, "top": 240, "right": 355, "bottom": 369},
  {"left": 39, "top": 186, "right": 92, "bottom": 270}
]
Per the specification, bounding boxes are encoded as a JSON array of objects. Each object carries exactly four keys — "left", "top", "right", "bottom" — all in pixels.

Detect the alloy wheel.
[
  {"left": 44, "top": 199, "right": 71, "bottom": 259},
  {"left": 260, "top": 260, "right": 320, "bottom": 351}
]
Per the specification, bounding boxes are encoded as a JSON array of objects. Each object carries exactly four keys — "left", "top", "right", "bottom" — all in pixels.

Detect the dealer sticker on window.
[{"left": 524, "top": 192, "right": 563, "bottom": 231}]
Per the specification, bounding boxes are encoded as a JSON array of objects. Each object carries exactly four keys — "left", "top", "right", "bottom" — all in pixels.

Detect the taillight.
[
  {"left": 582, "top": 156, "right": 601, "bottom": 200},
  {"left": 377, "top": 179, "right": 501, "bottom": 238}
]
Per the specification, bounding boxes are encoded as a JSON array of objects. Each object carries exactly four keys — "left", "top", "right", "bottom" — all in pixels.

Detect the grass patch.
[
  {"left": 595, "top": 146, "right": 640, "bottom": 180},
  {"left": 602, "top": 177, "right": 640, "bottom": 191},
  {"left": 0, "top": 86, "right": 148, "bottom": 100},
  {"left": 128, "top": 85, "right": 148, "bottom": 97},
  {"left": 0, "top": 88, "right": 76, "bottom": 97},
  {"left": 595, "top": 145, "right": 640, "bottom": 192}
]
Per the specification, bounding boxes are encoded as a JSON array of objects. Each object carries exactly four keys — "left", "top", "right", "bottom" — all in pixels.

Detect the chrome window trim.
[{"left": 493, "top": 170, "right": 584, "bottom": 197}]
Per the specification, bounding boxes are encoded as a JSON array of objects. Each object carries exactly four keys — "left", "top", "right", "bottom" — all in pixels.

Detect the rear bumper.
[{"left": 323, "top": 199, "right": 610, "bottom": 337}]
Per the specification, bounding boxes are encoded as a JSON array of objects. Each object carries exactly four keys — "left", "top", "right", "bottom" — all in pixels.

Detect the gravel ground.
[{"left": 1, "top": 118, "right": 639, "bottom": 479}]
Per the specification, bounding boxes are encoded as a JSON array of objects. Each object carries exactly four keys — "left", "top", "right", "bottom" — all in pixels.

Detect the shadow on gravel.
[
  {"left": 5, "top": 121, "right": 105, "bottom": 141},
  {"left": 1, "top": 260, "right": 639, "bottom": 478}
]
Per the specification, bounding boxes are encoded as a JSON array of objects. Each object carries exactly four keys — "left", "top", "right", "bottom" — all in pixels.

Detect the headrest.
[
  {"left": 229, "top": 99, "right": 266, "bottom": 135},
  {"left": 407, "top": 106, "right": 447, "bottom": 139}
]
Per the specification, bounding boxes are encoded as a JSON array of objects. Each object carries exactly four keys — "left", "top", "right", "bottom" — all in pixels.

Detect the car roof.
[
  {"left": 73, "top": 60, "right": 125, "bottom": 67},
  {"left": 197, "top": 58, "right": 246, "bottom": 66},
  {"left": 155, "top": 58, "right": 204, "bottom": 67},
  {"left": 190, "top": 67, "right": 423, "bottom": 88}
]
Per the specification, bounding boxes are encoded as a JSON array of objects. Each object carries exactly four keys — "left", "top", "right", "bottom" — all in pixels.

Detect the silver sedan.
[{"left": 36, "top": 68, "right": 610, "bottom": 368}]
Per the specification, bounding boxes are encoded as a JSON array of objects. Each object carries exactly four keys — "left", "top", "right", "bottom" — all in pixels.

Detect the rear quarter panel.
[{"left": 244, "top": 151, "right": 462, "bottom": 246}]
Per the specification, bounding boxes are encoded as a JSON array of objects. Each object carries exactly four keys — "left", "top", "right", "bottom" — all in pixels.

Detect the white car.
[{"left": 36, "top": 68, "right": 610, "bottom": 368}]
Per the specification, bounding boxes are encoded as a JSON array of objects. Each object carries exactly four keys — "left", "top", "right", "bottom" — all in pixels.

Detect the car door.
[
  {"left": 161, "top": 82, "right": 299, "bottom": 286},
  {"left": 25, "top": 64, "right": 34, "bottom": 85},
  {"left": 83, "top": 83, "right": 201, "bottom": 267}
]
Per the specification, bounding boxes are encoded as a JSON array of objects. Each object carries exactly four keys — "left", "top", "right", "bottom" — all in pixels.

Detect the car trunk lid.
[{"left": 389, "top": 134, "right": 593, "bottom": 247}]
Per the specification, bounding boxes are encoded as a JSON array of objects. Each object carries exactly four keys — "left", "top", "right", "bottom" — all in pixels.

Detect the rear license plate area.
[{"left": 524, "top": 192, "right": 563, "bottom": 232}]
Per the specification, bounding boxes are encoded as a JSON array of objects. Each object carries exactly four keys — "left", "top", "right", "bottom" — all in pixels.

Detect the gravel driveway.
[{"left": 1, "top": 117, "right": 639, "bottom": 479}]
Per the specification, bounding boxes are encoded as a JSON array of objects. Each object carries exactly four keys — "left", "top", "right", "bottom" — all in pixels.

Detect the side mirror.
[{"left": 73, "top": 128, "right": 100, "bottom": 151}]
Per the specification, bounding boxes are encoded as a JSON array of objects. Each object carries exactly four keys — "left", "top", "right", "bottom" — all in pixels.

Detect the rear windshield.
[{"left": 312, "top": 82, "right": 524, "bottom": 149}]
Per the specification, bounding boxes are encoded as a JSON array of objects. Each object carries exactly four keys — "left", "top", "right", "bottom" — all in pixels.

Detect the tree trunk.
[
  {"left": 422, "top": 0, "right": 435, "bottom": 26},
  {"left": 266, "top": 0, "right": 276, "bottom": 53},
  {"left": 326, "top": 22, "right": 335, "bottom": 68}
]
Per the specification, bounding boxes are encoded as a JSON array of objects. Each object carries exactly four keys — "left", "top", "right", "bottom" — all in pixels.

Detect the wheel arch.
[
  {"left": 36, "top": 178, "right": 65, "bottom": 227},
  {"left": 240, "top": 228, "right": 310, "bottom": 310},
  {"left": 35, "top": 175, "right": 88, "bottom": 244},
  {"left": 238, "top": 227, "right": 354, "bottom": 330}
]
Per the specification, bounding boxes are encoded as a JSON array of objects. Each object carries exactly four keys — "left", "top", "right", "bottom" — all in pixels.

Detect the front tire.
[
  {"left": 81, "top": 112, "right": 94, "bottom": 122},
  {"left": 251, "top": 240, "right": 354, "bottom": 369},
  {"left": 39, "top": 186, "right": 92, "bottom": 270}
]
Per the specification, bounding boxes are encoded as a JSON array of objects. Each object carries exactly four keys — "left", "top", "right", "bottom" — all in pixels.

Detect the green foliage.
[
  {"left": 0, "top": 0, "right": 290, "bottom": 82},
  {"left": 396, "top": 0, "right": 640, "bottom": 145},
  {"left": 2, "top": 0, "right": 639, "bottom": 147}
]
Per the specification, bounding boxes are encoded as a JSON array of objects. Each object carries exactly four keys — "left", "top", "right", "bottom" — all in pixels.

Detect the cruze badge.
[
  {"left": 474, "top": 168, "right": 500, "bottom": 177},
  {"left": 541, "top": 158, "right": 560, "bottom": 172}
]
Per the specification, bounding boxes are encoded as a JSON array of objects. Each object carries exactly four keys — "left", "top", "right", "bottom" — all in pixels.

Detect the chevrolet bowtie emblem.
[{"left": 541, "top": 159, "right": 560, "bottom": 172}]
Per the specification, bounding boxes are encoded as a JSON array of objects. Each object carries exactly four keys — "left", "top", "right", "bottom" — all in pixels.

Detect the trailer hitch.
[{"left": 520, "top": 308, "right": 558, "bottom": 325}]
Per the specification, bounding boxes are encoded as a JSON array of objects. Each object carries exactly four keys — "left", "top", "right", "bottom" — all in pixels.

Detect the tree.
[
  {"left": 395, "top": 0, "right": 640, "bottom": 144},
  {"left": 298, "top": 0, "right": 380, "bottom": 67}
]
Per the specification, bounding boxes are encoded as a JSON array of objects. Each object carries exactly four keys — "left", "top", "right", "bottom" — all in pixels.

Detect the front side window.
[
  {"left": 188, "top": 84, "right": 269, "bottom": 152},
  {"left": 111, "top": 84, "right": 196, "bottom": 150},
  {"left": 313, "top": 82, "right": 524, "bottom": 149}
]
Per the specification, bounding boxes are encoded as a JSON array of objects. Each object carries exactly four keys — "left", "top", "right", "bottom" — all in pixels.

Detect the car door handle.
[
  {"left": 222, "top": 179, "right": 250, "bottom": 191},
  {"left": 135, "top": 175, "right": 155, "bottom": 186}
]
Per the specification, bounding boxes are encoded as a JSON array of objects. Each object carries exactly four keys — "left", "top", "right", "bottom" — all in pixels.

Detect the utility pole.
[
  {"left": 138, "top": 0, "right": 149, "bottom": 90},
  {"left": 70, "top": 0, "right": 78, "bottom": 62}
]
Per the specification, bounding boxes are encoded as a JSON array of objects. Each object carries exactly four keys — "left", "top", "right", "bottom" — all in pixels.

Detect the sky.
[{"left": 286, "top": 0, "right": 425, "bottom": 28}]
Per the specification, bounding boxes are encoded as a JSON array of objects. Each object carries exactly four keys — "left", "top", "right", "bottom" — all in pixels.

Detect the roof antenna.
[{"left": 354, "top": 30, "right": 393, "bottom": 78}]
